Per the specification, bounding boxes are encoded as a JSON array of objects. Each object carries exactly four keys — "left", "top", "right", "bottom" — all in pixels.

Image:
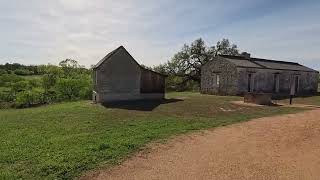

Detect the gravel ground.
[{"left": 81, "top": 109, "right": 320, "bottom": 180}]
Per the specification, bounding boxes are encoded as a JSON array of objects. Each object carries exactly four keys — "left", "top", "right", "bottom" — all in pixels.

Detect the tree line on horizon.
[{"left": 0, "top": 38, "right": 241, "bottom": 109}]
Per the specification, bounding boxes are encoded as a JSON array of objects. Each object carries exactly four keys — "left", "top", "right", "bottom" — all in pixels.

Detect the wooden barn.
[{"left": 92, "top": 46, "right": 166, "bottom": 103}]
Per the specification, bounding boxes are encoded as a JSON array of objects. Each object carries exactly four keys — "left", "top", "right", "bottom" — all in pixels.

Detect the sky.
[{"left": 0, "top": 0, "right": 320, "bottom": 69}]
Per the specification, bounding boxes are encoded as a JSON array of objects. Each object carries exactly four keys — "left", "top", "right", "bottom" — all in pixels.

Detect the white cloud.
[{"left": 0, "top": 0, "right": 319, "bottom": 69}]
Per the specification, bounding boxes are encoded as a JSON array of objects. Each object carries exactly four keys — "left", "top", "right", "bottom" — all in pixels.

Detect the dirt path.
[{"left": 82, "top": 109, "right": 320, "bottom": 180}]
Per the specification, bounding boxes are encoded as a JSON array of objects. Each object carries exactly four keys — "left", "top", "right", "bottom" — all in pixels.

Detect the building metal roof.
[
  {"left": 219, "top": 55, "right": 318, "bottom": 73},
  {"left": 93, "top": 46, "right": 167, "bottom": 77},
  {"left": 223, "top": 57, "right": 262, "bottom": 68}
]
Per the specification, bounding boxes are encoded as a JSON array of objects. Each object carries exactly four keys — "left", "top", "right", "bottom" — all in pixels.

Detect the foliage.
[
  {"left": 14, "top": 68, "right": 34, "bottom": 76},
  {"left": 0, "top": 92, "right": 303, "bottom": 179},
  {"left": 0, "top": 63, "right": 41, "bottom": 76},
  {"left": 0, "top": 88, "right": 14, "bottom": 102},
  {"left": 15, "top": 88, "right": 45, "bottom": 108},
  {"left": 55, "top": 78, "right": 91, "bottom": 101},
  {"left": 0, "top": 73, "right": 24, "bottom": 87},
  {"left": 0, "top": 59, "right": 92, "bottom": 109},
  {"left": 153, "top": 38, "right": 241, "bottom": 91},
  {"left": 0, "top": 69, "right": 7, "bottom": 75},
  {"left": 12, "top": 81, "right": 31, "bottom": 92}
]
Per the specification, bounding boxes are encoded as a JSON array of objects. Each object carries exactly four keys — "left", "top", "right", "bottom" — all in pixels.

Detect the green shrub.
[
  {"left": 14, "top": 68, "right": 34, "bottom": 76},
  {"left": 0, "top": 89, "right": 15, "bottom": 102},
  {"left": 0, "top": 69, "right": 7, "bottom": 75},
  {"left": 55, "top": 76, "right": 92, "bottom": 101},
  {"left": 79, "top": 86, "right": 92, "bottom": 100},
  {"left": 27, "top": 78, "right": 42, "bottom": 88},
  {"left": 15, "top": 88, "right": 45, "bottom": 108},
  {"left": 12, "top": 81, "right": 30, "bottom": 93},
  {"left": 55, "top": 78, "right": 83, "bottom": 101},
  {"left": 0, "top": 73, "right": 24, "bottom": 86},
  {"left": 43, "top": 89, "right": 57, "bottom": 104},
  {"left": 1, "top": 60, "right": 93, "bottom": 108}
]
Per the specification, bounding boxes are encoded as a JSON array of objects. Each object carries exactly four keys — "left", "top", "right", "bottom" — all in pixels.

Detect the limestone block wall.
[
  {"left": 237, "top": 67, "right": 318, "bottom": 95},
  {"left": 201, "top": 57, "right": 238, "bottom": 95}
]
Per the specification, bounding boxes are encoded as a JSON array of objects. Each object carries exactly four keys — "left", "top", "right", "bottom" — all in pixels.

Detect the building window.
[{"left": 216, "top": 74, "right": 220, "bottom": 85}]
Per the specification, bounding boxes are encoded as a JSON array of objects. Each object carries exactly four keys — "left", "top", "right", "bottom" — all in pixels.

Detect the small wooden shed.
[{"left": 92, "top": 46, "right": 166, "bottom": 103}]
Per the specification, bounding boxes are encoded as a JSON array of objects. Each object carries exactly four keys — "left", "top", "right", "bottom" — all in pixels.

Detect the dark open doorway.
[
  {"left": 273, "top": 74, "right": 280, "bottom": 93},
  {"left": 294, "top": 76, "right": 299, "bottom": 94},
  {"left": 247, "top": 74, "right": 252, "bottom": 92}
]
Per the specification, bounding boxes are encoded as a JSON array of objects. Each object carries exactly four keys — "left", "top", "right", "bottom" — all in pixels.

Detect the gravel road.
[{"left": 82, "top": 109, "right": 320, "bottom": 180}]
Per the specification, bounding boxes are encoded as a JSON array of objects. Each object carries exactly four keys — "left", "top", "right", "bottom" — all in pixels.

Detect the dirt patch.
[{"left": 81, "top": 109, "right": 320, "bottom": 180}]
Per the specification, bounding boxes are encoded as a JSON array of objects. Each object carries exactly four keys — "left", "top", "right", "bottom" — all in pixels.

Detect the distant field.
[{"left": 0, "top": 92, "right": 304, "bottom": 179}]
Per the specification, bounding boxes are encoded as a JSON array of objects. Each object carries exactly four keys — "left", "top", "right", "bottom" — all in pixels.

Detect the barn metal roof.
[{"left": 220, "top": 55, "right": 318, "bottom": 73}]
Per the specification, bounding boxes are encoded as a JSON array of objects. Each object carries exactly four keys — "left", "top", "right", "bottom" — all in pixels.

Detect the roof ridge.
[
  {"left": 93, "top": 46, "right": 167, "bottom": 76},
  {"left": 219, "top": 55, "right": 266, "bottom": 68},
  {"left": 251, "top": 57, "right": 300, "bottom": 66},
  {"left": 93, "top": 46, "right": 124, "bottom": 69},
  {"left": 220, "top": 55, "right": 300, "bottom": 65}
]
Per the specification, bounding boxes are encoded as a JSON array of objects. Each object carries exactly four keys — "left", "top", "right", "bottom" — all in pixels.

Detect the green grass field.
[{"left": 0, "top": 92, "right": 304, "bottom": 179}]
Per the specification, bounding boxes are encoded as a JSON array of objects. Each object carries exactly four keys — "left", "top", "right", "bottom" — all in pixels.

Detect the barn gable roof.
[
  {"left": 219, "top": 55, "right": 318, "bottom": 73},
  {"left": 93, "top": 46, "right": 167, "bottom": 77}
]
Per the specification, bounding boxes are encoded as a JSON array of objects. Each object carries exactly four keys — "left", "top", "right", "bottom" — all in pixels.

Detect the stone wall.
[
  {"left": 201, "top": 56, "right": 318, "bottom": 96},
  {"left": 201, "top": 56, "right": 238, "bottom": 95},
  {"left": 237, "top": 67, "right": 318, "bottom": 96}
]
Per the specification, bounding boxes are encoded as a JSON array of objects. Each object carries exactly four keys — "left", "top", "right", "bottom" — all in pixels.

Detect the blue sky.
[{"left": 0, "top": 0, "right": 319, "bottom": 69}]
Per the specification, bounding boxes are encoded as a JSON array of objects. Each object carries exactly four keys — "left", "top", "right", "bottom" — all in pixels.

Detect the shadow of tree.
[{"left": 102, "top": 98, "right": 183, "bottom": 111}]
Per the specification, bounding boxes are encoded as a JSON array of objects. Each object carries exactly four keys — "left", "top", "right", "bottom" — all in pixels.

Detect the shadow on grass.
[{"left": 102, "top": 98, "right": 183, "bottom": 111}]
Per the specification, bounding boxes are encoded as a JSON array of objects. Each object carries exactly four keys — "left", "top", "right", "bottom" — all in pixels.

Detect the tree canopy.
[{"left": 153, "top": 38, "right": 241, "bottom": 90}]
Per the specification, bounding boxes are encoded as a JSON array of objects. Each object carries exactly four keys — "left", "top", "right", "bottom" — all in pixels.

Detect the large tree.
[{"left": 155, "top": 38, "right": 240, "bottom": 87}]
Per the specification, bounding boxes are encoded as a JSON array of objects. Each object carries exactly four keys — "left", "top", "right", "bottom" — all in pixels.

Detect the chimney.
[{"left": 241, "top": 52, "right": 251, "bottom": 59}]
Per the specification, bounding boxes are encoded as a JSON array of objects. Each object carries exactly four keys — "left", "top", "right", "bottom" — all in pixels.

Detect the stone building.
[
  {"left": 92, "top": 46, "right": 166, "bottom": 103},
  {"left": 201, "top": 54, "right": 319, "bottom": 96}
]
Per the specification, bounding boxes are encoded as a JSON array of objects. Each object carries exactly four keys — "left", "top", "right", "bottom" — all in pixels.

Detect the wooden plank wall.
[{"left": 140, "top": 69, "right": 165, "bottom": 93}]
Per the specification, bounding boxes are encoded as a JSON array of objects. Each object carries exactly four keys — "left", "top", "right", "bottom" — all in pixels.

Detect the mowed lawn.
[{"left": 0, "top": 92, "right": 303, "bottom": 179}]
